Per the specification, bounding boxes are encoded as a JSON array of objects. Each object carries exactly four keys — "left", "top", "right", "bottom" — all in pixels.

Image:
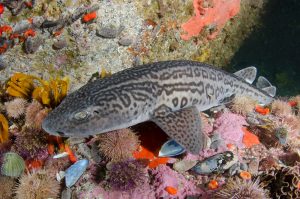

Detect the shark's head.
[{"left": 42, "top": 87, "right": 126, "bottom": 137}]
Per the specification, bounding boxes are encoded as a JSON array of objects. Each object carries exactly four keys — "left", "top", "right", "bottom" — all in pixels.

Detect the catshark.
[{"left": 42, "top": 60, "right": 276, "bottom": 154}]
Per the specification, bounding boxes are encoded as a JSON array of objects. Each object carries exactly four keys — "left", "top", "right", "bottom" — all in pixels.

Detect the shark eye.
[{"left": 74, "top": 111, "right": 89, "bottom": 120}]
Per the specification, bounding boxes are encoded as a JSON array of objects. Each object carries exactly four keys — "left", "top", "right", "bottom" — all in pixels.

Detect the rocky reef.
[{"left": 0, "top": 0, "right": 299, "bottom": 199}]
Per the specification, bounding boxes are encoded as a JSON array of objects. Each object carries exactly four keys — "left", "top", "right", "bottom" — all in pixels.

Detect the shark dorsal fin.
[
  {"left": 234, "top": 66, "right": 257, "bottom": 84},
  {"left": 256, "top": 76, "right": 272, "bottom": 89},
  {"left": 262, "top": 86, "right": 276, "bottom": 97},
  {"left": 151, "top": 106, "right": 208, "bottom": 154}
]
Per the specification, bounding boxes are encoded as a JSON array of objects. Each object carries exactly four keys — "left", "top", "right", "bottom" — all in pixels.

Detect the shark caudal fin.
[
  {"left": 152, "top": 106, "right": 207, "bottom": 155},
  {"left": 256, "top": 76, "right": 277, "bottom": 97},
  {"left": 234, "top": 66, "right": 257, "bottom": 84}
]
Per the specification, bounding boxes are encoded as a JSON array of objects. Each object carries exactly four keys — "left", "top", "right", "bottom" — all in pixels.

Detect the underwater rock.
[
  {"left": 173, "top": 159, "right": 198, "bottom": 173},
  {"left": 247, "top": 158, "right": 259, "bottom": 175},
  {"left": 96, "top": 25, "right": 124, "bottom": 38},
  {"left": 192, "top": 151, "right": 238, "bottom": 174},
  {"left": 159, "top": 139, "right": 186, "bottom": 157},
  {"left": 77, "top": 143, "right": 92, "bottom": 160},
  {"left": 24, "top": 37, "right": 44, "bottom": 54},
  {"left": 1, "top": 152, "right": 25, "bottom": 177},
  {"left": 65, "top": 159, "right": 89, "bottom": 188},
  {"left": 118, "top": 35, "right": 133, "bottom": 46}
]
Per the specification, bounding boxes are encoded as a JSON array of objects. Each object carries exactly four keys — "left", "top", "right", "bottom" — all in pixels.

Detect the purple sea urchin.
[
  {"left": 105, "top": 159, "right": 148, "bottom": 191},
  {"left": 4, "top": 98, "right": 28, "bottom": 119},
  {"left": 215, "top": 177, "right": 270, "bottom": 199},
  {"left": 14, "top": 127, "right": 48, "bottom": 159},
  {"left": 14, "top": 169, "right": 60, "bottom": 199},
  {"left": 97, "top": 128, "right": 140, "bottom": 162}
]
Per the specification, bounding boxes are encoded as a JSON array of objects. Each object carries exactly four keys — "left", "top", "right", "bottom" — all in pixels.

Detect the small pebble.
[
  {"left": 53, "top": 39, "right": 67, "bottom": 50},
  {"left": 65, "top": 159, "right": 89, "bottom": 188},
  {"left": 61, "top": 188, "right": 72, "bottom": 199},
  {"left": 173, "top": 160, "right": 198, "bottom": 173},
  {"left": 118, "top": 36, "right": 133, "bottom": 46},
  {"left": 96, "top": 25, "right": 124, "bottom": 38},
  {"left": 0, "top": 58, "right": 7, "bottom": 70}
]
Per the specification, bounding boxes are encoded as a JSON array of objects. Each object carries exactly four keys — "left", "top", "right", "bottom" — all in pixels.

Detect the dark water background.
[{"left": 229, "top": 0, "right": 300, "bottom": 96}]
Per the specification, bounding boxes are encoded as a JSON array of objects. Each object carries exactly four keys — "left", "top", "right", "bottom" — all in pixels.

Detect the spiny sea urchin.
[
  {"left": 271, "top": 99, "right": 293, "bottom": 116},
  {"left": 105, "top": 159, "right": 148, "bottom": 191},
  {"left": 0, "top": 176, "right": 15, "bottom": 199},
  {"left": 25, "top": 100, "right": 49, "bottom": 129},
  {"left": 97, "top": 128, "right": 140, "bottom": 162},
  {"left": 14, "top": 169, "right": 60, "bottom": 199},
  {"left": 230, "top": 96, "right": 257, "bottom": 116},
  {"left": 215, "top": 177, "right": 270, "bottom": 199},
  {"left": 4, "top": 98, "right": 28, "bottom": 119}
]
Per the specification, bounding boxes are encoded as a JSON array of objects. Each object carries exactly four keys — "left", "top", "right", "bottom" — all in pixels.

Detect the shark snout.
[{"left": 42, "top": 117, "right": 63, "bottom": 136}]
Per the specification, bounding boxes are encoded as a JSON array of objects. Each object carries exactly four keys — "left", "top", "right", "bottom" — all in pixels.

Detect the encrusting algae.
[{"left": 0, "top": 114, "right": 8, "bottom": 143}]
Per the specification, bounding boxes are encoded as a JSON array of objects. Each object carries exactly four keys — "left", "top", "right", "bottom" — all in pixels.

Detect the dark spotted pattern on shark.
[{"left": 42, "top": 60, "right": 275, "bottom": 154}]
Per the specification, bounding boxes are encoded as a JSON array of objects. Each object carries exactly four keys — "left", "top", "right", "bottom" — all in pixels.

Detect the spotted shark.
[{"left": 42, "top": 60, "right": 276, "bottom": 154}]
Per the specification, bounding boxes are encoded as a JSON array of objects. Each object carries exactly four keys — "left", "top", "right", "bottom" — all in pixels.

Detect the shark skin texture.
[{"left": 42, "top": 60, "right": 275, "bottom": 155}]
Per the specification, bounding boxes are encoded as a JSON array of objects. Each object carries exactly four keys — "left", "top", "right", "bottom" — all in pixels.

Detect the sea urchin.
[
  {"left": 97, "top": 128, "right": 140, "bottom": 162},
  {"left": 215, "top": 177, "right": 270, "bottom": 199},
  {"left": 14, "top": 169, "right": 60, "bottom": 199}
]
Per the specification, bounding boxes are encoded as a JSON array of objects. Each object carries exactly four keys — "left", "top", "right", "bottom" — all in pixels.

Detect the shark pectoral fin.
[
  {"left": 262, "top": 86, "right": 276, "bottom": 97},
  {"left": 256, "top": 76, "right": 272, "bottom": 89},
  {"left": 219, "top": 94, "right": 236, "bottom": 104},
  {"left": 234, "top": 66, "right": 257, "bottom": 84},
  {"left": 151, "top": 106, "right": 205, "bottom": 155}
]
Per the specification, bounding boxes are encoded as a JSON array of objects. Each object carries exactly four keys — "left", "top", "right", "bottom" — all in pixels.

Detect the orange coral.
[
  {"left": 181, "top": 0, "right": 240, "bottom": 40},
  {"left": 0, "top": 25, "right": 12, "bottom": 36},
  {"left": 0, "top": 114, "right": 9, "bottom": 143},
  {"left": 82, "top": 11, "right": 97, "bottom": 23},
  {"left": 165, "top": 186, "right": 178, "bottom": 195},
  {"left": 0, "top": 3, "right": 4, "bottom": 14},
  {"left": 26, "top": 159, "right": 43, "bottom": 171},
  {"left": 64, "top": 144, "right": 77, "bottom": 163},
  {"left": 133, "top": 146, "right": 169, "bottom": 169},
  {"left": 208, "top": 180, "right": 219, "bottom": 190},
  {"left": 242, "top": 127, "right": 260, "bottom": 148},
  {"left": 255, "top": 105, "right": 270, "bottom": 115}
]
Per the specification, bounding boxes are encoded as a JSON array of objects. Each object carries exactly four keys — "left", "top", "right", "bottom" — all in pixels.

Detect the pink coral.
[
  {"left": 151, "top": 165, "right": 204, "bottom": 199},
  {"left": 213, "top": 111, "right": 247, "bottom": 148},
  {"left": 181, "top": 0, "right": 240, "bottom": 40}
]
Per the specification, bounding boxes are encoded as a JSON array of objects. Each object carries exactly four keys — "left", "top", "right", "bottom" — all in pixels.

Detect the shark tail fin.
[{"left": 256, "top": 76, "right": 276, "bottom": 97}]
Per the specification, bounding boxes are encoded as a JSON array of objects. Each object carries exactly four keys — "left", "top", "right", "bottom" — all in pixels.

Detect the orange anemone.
[
  {"left": 239, "top": 170, "right": 251, "bottom": 180},
  {"left": 208, "top": 180, "right": 219, "bottom": 190},
  {"left": 165, "top": 186, "right": 178, "bottom": 195}
]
